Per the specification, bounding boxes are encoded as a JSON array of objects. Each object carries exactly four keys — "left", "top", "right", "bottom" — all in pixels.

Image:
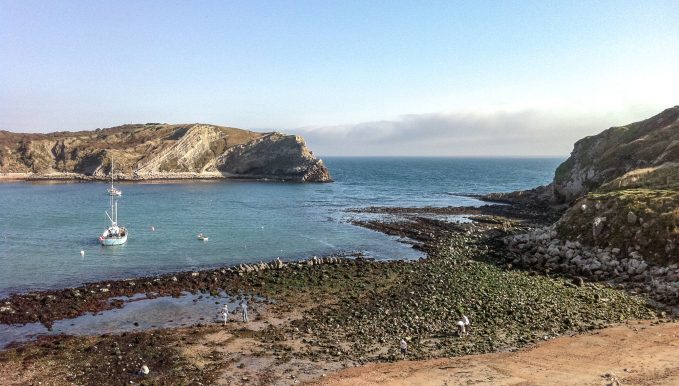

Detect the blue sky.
[{"left": 1, "top": 1, "right": 677, "bottom": 156}]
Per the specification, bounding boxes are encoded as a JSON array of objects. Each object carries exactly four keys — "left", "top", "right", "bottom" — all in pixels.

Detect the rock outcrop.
[
  {"left": 0, "top": 123, "right": 332, "bottom": 182},
  {"left": 553, "top": 106, "right": 679, "bottom": 204},
  {"left": 503, "top": 222, "right": 679, "bottom": 306},
  {"left": 482, "top": 106, "right": 679, "bottom": 209},
  {"left": 210, "top": 132, "right": 331, "bottom": 182},
  {"left": 491, "top": 106, "right": 679, "bottom": 309}
]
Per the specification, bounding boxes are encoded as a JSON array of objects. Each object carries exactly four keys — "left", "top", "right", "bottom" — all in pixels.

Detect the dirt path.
[{"left": 302, "top": 320, "right": 679, "bottom": 386}]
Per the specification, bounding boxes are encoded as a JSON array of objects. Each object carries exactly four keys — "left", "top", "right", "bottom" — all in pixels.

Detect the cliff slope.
[
  {"left": 553, "top": 106, "right": 679, "bottom": 204},
  {"left": 484, "top": 106, "right": 679, "bottom": 209},
  {"left": 0, "top": 123, "right": 332, "bottom": 182},
  {"left": 498, "top": 106, "right": 679, "bottom": 307}
]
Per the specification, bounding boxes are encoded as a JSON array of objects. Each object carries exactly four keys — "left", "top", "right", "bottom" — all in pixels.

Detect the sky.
[{"left": 1, "top": 1, "right": 677, "bottom": 156}]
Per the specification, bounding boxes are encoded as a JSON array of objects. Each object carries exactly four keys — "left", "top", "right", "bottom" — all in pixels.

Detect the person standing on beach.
[
  {"left": 220, "top": 304, "right": 228, "bottom": 325},
  {"left": 457, "top": 320, "right": 466, "bottom": 338},
  {"left": 462, "top": 314, "right": 470, "bottom": 336},
  {"left": 240, "top": 301, "right": 248, "bottom": 322},
  {"left": 400, "top": 338, "right": 408, "bottom": 360}
]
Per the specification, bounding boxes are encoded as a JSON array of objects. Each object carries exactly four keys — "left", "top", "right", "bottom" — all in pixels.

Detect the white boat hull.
[
  {"left": 102, "top": 233, "right": 128, "bottom": 246},
  {"left": 101, "top": 226, "right": 128, "bottom": 246}
]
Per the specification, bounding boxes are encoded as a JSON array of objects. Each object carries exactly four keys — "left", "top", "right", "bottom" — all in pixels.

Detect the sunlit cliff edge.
[
  {"left": 0, "top": 123, "right": 332, "bottom": 182},
  {"left": 486, "top": 106, "right": 679, "bottom": 296}
]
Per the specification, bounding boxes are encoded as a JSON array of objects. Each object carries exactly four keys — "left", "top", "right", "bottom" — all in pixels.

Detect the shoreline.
[
  {"left": 0, "top": 171, "right": 332, "bottom": 183},
  {"left": 0, "top": 252, "right": 363, "bottom": 328},
  {"left": 0, "top": 204, "right": 673, "bottom": 385}
]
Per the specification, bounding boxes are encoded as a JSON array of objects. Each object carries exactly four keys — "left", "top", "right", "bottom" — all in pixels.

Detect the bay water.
[{"left": 0, "top": 157, "right": 564, "bottom": 299}]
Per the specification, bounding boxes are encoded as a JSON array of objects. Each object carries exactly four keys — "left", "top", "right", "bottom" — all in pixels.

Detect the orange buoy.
[{"left": 151, "top": 227, "right": 155, "bottom": 231}]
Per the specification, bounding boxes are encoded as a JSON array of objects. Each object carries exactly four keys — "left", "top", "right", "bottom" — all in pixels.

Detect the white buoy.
[{"left": 80, "top": 250, "right": 85, "bottom": 256}]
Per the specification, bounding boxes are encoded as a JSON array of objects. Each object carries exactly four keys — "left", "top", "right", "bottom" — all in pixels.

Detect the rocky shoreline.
[
  {"left": 0, "top": 253, "right": 359, "bottom": 328},
  {"left": 0, "top": 171, "right": 331, "bottom": 183},
  {"left": 503, "top": 224, "right": 679, "bottom": 307},
  {"left": 1, "top": 203, "right": 669, "bottom": 385}
]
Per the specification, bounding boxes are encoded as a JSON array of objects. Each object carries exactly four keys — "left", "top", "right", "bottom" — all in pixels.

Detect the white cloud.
[{"left": 297, "top": 102, "right": 673, "bottom": 157}]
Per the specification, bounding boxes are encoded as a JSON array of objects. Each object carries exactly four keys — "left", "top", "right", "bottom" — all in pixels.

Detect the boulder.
[{"left": 593, "top": 217, "right": 606, "bottom": 238}]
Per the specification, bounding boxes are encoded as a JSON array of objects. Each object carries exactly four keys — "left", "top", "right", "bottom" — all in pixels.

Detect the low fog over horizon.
[{"left": 1, "top": 1, "right": 677, "bottom": 157}]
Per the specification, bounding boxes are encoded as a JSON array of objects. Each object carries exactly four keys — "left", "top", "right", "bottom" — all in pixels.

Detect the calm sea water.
[{"left": 0, "top": 157, "right": 564, "bottom": 299}]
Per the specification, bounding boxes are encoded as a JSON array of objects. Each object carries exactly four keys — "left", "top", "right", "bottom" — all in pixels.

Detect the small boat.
[
  {"left": 101, "top": 217, "right": 127, "bottom": 246},
  {"left": 198, "top": 233, "right": 208, "bottom": 241},
  {"left": 100, "top": 168, "right": 128, "bottom": 246}
]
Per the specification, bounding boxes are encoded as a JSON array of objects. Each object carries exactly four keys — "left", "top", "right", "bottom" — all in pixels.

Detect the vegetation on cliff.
[
  {"left": 0, "top": 123, "right": 332, "bottom": 182},
  {"left": 554, "top": 161, "right": 679, "bottom": 268},
  {"left": 553, "top": 106, "right": 679, "bottom": 204}
]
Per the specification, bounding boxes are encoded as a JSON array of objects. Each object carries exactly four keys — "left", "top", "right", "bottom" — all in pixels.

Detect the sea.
[{"left": 0, "top": 157, "right": 565, "bottom": 300}]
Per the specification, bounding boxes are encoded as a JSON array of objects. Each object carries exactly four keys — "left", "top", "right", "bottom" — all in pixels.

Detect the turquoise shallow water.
[{"left": 0, "top": 157, "right": 564, "bottom": 299}]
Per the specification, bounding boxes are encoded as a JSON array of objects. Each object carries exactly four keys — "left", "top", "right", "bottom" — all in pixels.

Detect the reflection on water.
[{"left": 0, "top": 291, "right": 264, "bottom": 349}]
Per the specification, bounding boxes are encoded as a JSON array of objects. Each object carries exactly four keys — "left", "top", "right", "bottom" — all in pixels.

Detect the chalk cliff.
[{"left": 0, "top": 123, "right": 332, "bottom": 182}]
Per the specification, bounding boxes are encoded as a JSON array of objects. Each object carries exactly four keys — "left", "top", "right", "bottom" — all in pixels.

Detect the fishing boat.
[
  {"left": 100, "top": 178, "right": 128, "bottom": 246},
  {"left": 198, "top": 233, "right": 208, "bottom": 241}
]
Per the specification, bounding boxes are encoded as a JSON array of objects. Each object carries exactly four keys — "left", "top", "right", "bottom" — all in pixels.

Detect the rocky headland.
[
  {"left": 0, "top": 123, "right": 332, "bottom": 182},
  {"left": 486, "top": 106, "right": 679, "bottom": 308},
  {"left": 484, "top": 106, "right": 679, "bottom": 207}
]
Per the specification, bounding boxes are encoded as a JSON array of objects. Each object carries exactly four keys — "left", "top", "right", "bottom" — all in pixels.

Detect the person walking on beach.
[
  {"left": 220, "top": 304, "right": 229, "bottom": 325},
  {"left": 240, "top": 301, "right": 248, "bottom": 322},
  {"left": 400, "top": 338, "right": 408, "bottom": 360}
]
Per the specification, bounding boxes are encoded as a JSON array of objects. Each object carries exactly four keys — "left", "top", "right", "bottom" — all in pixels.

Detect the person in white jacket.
[
  {"left": 457, "top": 320, "right": 466, "bottom": 337},
  {"left": 462, "top": 314, "right": 471, "bottom": 336},
  {"left": 220, "top": 304, "right": 229, "bottom": 325}
]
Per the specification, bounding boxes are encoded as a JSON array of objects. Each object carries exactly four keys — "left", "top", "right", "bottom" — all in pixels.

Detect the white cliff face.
[
  {"left": 210, "top": 132, "right": 332, "bottom": 182},
  {"left": 135, "top": 125, "right": 228, "bottom": 174}
]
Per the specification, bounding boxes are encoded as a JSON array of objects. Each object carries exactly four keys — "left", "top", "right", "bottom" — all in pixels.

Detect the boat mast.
[{"left": 111, "top": 156, "right": 114, "bottom": 190}]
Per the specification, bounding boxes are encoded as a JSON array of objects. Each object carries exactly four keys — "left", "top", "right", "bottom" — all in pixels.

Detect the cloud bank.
[{"left": 295, "top": 103, "right": 667, "bottom": 157}]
